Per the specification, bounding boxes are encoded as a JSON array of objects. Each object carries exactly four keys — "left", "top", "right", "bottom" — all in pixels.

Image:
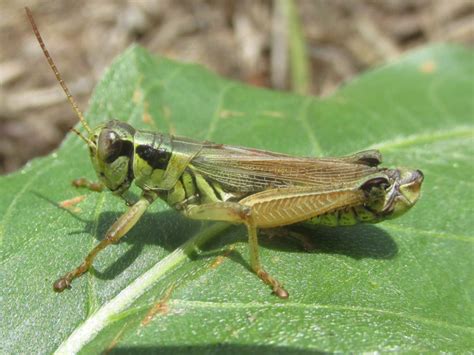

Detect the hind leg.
[{"left": 183, "top": 202, "right": 289, "bottom": 298}]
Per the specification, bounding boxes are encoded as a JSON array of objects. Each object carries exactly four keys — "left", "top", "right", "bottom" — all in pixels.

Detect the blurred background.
[{"left": 1, "top": 0, "right": 472, "bottom": 174}]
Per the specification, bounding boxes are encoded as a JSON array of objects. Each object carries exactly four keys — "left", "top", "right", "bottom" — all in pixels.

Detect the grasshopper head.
[
  {"left": 89, "top": 120, "right": 136, "bottom": 195},
  {"left": 379, "top": 168, "right": 424, "bottom": 219}
]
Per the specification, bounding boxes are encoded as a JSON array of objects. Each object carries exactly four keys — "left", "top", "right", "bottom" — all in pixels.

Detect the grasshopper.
[{"left": 26, "top": 8, "right": 423, "bottom": 298}]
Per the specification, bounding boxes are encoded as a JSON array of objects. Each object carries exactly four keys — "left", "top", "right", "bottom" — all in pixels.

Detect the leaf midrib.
[{"left": 367, "top": 126, "right": 473, "bottom": 152}]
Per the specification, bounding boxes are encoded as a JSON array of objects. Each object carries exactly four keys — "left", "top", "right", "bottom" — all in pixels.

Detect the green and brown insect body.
[
  {"left": 26, "top": 7, "right": 424, "bottom": 298},
  {"left": 59, "top": 118, "right": 424, "bottom": 297},
  {"left": 91, "top": 119, "right": 423, "bottom": 232}
]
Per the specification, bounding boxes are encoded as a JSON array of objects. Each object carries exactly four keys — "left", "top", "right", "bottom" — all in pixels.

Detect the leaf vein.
[
  {"left": 168, "top": 299, "right": 474, "bottom": 334},
  {"left": 366, "top": 126, "right": 474, "bottom": 152},
  {"left": 205, "top": 82, "right": 238, "bottom": 140}
]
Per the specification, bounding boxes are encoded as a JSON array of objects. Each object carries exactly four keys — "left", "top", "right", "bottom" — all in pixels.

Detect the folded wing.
[{"left": 190, "top": 143, "right": 383, "bottom": 193}]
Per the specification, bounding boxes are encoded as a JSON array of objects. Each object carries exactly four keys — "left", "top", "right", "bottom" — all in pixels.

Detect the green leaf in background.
[{"left": 1, "top": 44, "right": 473, "bottom": 353}]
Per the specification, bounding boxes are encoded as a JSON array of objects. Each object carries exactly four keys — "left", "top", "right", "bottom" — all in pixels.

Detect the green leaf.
[{"left": 1, "top": 44, "right": 473, "bottom": 353}]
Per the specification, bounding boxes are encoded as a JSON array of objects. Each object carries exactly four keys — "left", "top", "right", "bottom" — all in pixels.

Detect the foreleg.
[{"left": 53, "top": 192, "right": 157, "bottom": 292}]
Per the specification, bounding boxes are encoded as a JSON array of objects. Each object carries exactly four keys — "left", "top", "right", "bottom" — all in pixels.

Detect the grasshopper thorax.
[{"left": 90, "top": 120, "right": 136, "bottom": 195}]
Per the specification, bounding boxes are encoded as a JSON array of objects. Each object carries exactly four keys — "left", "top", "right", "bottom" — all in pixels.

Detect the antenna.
[{"left": 25, "top": 7, "right": 95, "bottom": 146}]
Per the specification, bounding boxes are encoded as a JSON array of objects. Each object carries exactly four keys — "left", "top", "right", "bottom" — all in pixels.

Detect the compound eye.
[{"left": 98, "top": 130, "right": 123, "bottom": 163}]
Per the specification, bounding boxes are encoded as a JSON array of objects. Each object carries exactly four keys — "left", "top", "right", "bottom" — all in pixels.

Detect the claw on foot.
[
  {"left": 257, "top": 270, "right": 289, "bottom": 299},
  {"left": 274, "top": 287, "right": 289, "bottom": 299},
  {"left": 53, "top": 277, "right": 71, "bottom": 292}
]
